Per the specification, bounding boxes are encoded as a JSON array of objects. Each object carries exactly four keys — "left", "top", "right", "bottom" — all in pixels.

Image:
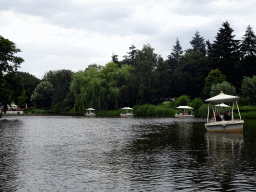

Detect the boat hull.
[
  {"left": 120, "top": 114, "right": 134, "bottom": 117},
  {"left": 205, "top": 120, "right": 244, "bottom": 132},
  {"left": 85, "top": 114, "right": 96, "bottom": 117},
  {"left": 175, "top": 114, "right": 194, "bottom": 118}
]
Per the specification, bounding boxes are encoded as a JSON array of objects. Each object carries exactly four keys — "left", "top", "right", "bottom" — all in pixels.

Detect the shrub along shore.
[{"left": 2, "top": 103, "right": 255, "bottom": 119}]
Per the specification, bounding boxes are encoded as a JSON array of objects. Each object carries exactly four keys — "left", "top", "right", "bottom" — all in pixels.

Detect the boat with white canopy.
[
  {"left": 85, "top": 108, "right": 96, "bottom": 117},
  {"left": 205, "top": 91, "right": 244, "bottom": 132},
  {"left": 120, "top": 107, "right": 134, "bottom": 117},
  {"left": 175, "top": 106, "right": 194, "bottom": 118}
]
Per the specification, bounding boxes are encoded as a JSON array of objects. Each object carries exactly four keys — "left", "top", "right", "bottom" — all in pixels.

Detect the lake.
[{"left": 1, "top": 116, "right": 256, "bottom": 191}]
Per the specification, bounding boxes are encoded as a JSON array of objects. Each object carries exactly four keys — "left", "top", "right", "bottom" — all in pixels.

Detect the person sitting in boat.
[
  {"left": 215, "top": 113, "right": 222, "bottom": 121},
  {"left": 223, "top": 111, "right": 231, "bottom": 121},
  {"left": 209, "top": 116, "right": 215, "bottom": 122}
]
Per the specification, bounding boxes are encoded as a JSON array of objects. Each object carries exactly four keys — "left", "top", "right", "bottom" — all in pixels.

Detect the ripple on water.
[{"left": 0, "top": 116, "right": 256, "bottom": 191}]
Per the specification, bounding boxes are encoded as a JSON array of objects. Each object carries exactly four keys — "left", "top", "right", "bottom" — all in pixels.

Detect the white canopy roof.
[
  {"left": 176, "top": 106, "right": 194, "bottom": 109},
  {"left": 121, "top": 107, "right": 133, "bottom": 110},
  {"left": 86, "top": 108, "right": 95, "bottom": 110},
  {"left": 214, "top": 103, "right": 230, "bottom": 108},
  {"left": 205, "top": 91, "right": 240, "bottom": 103}
]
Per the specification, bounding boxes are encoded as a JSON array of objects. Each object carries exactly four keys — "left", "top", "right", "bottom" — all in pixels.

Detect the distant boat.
[
  {"left": 120, "top": 107, "right": 134, "bottom": 117},
  {"left": 175, "top": 106, "right": 194, "bottom": 118},
  {"left": 205, "top": 91, "right": 244, "bottom": 132},
  {"left": 85, "top": 108, "right": 96, "bottom": 117}
]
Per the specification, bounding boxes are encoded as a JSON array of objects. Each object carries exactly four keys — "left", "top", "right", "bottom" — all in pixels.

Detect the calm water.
[{"left": 0, "top": 116, "right": 256, "bottom": 191}]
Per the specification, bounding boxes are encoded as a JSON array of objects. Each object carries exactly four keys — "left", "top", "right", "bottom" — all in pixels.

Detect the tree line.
[{"left": 1, "top": 21, "right": 256, "bottom": 115}]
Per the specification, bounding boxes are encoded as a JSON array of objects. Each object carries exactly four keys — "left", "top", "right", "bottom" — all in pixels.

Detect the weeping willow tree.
[{"left": 70, "top": 62, "right": 136, "bottom": 113}]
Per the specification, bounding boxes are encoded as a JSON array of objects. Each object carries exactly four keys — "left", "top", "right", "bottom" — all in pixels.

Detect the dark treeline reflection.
[
  {"left": 0, "top": 119, "right": 23, "bottom": 192},
  {"left": 105, "top": 120, "right": 256, "bottom": 191},
  {"left": 1, "top": 117, "right": 256, "bottom": 191}
]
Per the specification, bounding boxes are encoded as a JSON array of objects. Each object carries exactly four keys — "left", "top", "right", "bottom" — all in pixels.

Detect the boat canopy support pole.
[
  {"left": 236, "top": 100, "right": 241, "bottom": 120},
  {"left": 207, "top": 104, "right": 209, "bottom": 122},
  {"left": 232, "top": 101, "right": 234, "bottom": 120},
  {"left": 212, "top": 105, "right": 216, "bottom": 121}
]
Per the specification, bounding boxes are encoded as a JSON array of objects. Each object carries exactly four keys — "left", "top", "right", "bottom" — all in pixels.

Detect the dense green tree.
[
  {"left": 0, "top": 35, "right": 24, "bottom": 112},
  {"left": 0, "top": 35, "right": 24, "bottom": 73},
  {"left": 155, "top": 55, "right": 170, "bottom": 99},
  {"left": 70, "top": 62, "right": 136, "bottom": 113},
  {"left": 31, "top": 81, "right": 54, "bottom": 108},
  {"left": 170, "top": 38, "right": 183, "bottom": 62},
  {"left": 85, "top": 64, "right": 99, "bottom": 71},
  {"left": 210, "top": 81, "right": 236, "bottom": 97},
  {"left": 173, "top": 51, "right": 210, "bottom": 98},
  {"left": 190, "top": 97, "right": 203, "bottom": 115},
  {"left": 208, "top": 21, "right": 240, "bottom": 87},
  {"left": 16, "top": 72, "right": 41, "bottom": 107},
  {"left": 203, "top": 69, "right": 226, "bottom": 97},
  {"left": 134, "top": 44, "right": 158, "bottom": 104},
  {"left": 240, "top": 25, "right": 256, "bottom": 57},
  {"left": 175, "top": 95, "right": 190, "bottom": 107},
  {"left": 43, "top": 69, "right": 73, "bottom": 111},
  {"left": 1, "top": 73, "right": 27, "bottom": 112},
  {"left": 240, "top": 76, "right": 256, "bottom": 105},
  {"left": 126, "top": 44, "right": 137, "bottom": 66},
  {"left": 239, "top": 55, "right": 256, "bottom": 78},
  {"left": 188, "top": 31, "right": 206, "bottom": 55}
]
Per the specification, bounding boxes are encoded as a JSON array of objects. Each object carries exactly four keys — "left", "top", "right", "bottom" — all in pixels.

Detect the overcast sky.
[{"left": 1, "top": 0, "right": 256, "bottom": 79}]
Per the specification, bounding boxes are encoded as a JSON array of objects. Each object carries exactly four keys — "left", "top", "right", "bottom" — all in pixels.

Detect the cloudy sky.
[{"left": 1, "top": 0, "right": 256, "bottom": 79}]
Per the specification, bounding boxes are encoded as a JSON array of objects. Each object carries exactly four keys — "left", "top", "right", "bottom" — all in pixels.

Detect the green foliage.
[
  {"left": 0, "top": 35, "right": 24, "bottom": 73},
  {"left": 241, "top": 76, "right": 256, "bottom": 105},
  {"left": 43, "top": 69, "right": 74, "bottom": 111},
  {"left": 0, "top": 72, "right": 27, "bottom": 111},
  {"left": 96, "top": 109, "right": 122, "bottom": 116},
  {"left": 210, "top": 81, "right": 236, "bottom": 97},
  {"left": 24, "top": 107, "right": 54, "bottom": 115},
  {"left": 134, "top": 44, "right": 158, "bottom": 104},
  {"left": 203, "top": 69, "right": 226, "bottom": 97},
  {"left": 16, "top": 72, "right": 41, "bottom": 107},
  {"left": 31, "top": 81, "right": 54, "bottom": 108},
  {"left": 0, "top": 36, "right": 25, "bottom": 112},
  {"left": 189, "top": 31, "right": 206, "bottom": 55},
  {"left": 133, "top": 104, "right": 176, "bottom": 117},
  {"left": 175, "top": 95, "right": 190, "bottom": 107},
  {"left": 240, "top": 25, "right": 256, "bottom": 57},
  {"left": 70, "top": 62, "right": 136, "bottom": 114},
  {"left": 197, "top": 104, "right": 211, "bottom": 118},
  {"left": 133, "top": 104, "right": 156, "bottom": 116},
  {"left": 207, "top": 21, "right": 240, "bottom": 88},
  {"left": 154, "top": 105, "right": 177, "bottom": 117},
  {"left": 173, "top": 51, "right": 209, "bottom": 97},
  {"left": 190, "top": 98, "right": 203, "bottom": 116}
]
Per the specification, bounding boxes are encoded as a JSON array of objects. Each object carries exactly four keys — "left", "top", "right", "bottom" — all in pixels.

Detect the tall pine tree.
[
  {"left": 189, "top": 31, "right": 206, "bottom": 55},
  {"left": 208, "top": 21, "right": 240, "bottom": 88},
  {"left": 240, "top": 25, "right": 256, "bottom": 57}
]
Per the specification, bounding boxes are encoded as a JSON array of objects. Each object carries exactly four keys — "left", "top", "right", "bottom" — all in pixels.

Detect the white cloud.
[{"left": 1, "top": 0, "right": 256, "bottom": 78}]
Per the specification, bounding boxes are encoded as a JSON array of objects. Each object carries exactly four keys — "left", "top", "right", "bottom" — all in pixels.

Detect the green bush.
[
  {"left": 197, "top": 104, "right": 211, "bottom": 118},
  {"left": 190, "top": 98, "right": 203, "bottom": 116},
  {"left": 154, "top": 105, "right": 176, "bottom": 117},
  {"left": 175, "top": 95, "right": 190, "bottom": 107},
  {"left": 133, "top": 104, "right": 156, "bottom": 116}
]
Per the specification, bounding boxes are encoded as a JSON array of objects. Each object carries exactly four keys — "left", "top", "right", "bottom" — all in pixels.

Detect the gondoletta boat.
[
  {"left": 205, "top": 92, "right": 244, "bottom": 132},
  {"left": 85, "top": 108, "right": 96, "bottom": 117},
  {"left": 120, "top": 107, "right": 134, "bottom": 117},
  {"left": 175, "top": 106, "right": 194, "bottom": 118}
]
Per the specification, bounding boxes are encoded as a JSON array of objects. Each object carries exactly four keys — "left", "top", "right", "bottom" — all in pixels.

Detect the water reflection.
[
  {"left": 1, "top": 117, "right": 256, "bottom": 191},
  {"left": 0, "top": 119, "right": 23, "bottom": 191}
]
